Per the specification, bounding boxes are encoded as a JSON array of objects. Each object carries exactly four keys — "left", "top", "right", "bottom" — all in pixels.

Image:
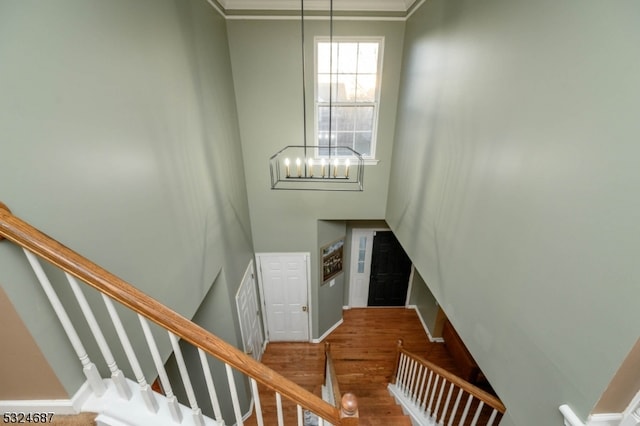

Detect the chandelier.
[{"left": 269, "top": 0, "right": 365, "bottom": 191}]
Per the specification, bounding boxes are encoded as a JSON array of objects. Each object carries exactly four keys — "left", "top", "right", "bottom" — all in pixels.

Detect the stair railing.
[
  {"left": 324, "top": 343, "right": 358, "bottom": 425},
  {"left": 391, "top": 339, "right": 505, "bottom": 426},
  {"left": 0, "top": 203, "right": 342, "bottom": 425}
]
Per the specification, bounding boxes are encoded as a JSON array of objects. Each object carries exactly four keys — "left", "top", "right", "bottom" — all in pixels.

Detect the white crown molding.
[{"left": 219, "top": 0, "right": 417, "bottom": 13}]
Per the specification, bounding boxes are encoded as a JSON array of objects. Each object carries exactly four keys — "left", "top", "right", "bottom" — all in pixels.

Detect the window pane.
[
  {"left": 354, "top": 131, "right": 372, "bottom": 156},
  {"left": 356, "top": 74, "right": 377, "bottom": 102},
  {"left": 318, "top": 132, "right": 330, "bottom": 146},
  {"left": 336, "top": 74, "right": 356, "bottom": 102},
  {"left": 357, "top": 236, "right": 367, "bottom": 273},
  {"left": 357, "top": 43, "right": 379, "bottom": 73},
  {"left": 355, "top": 107, "right": 374, "bottom": 131},
  {"left": 317, "top": 74, "right": 331, "bottom": 102},
  {"left": 318, "top": 107, "right": 330, "bottom": 131},
  {"left": 318, "top": 43, "right": 330, "bottom": 73},
  {"left": 336, "top": 132, "right": 354, "bottom": 149},
  {"left": 337, "top": 43, "right": 358, "bottom": 73},
  {"left": 318, "top": 43, "right": 339, "bottom": 74},
  {"left": 335, "top": 107, "right": 355, "bottom": 131}
]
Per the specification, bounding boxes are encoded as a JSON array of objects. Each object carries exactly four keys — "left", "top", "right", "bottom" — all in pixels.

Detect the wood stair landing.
[{"left": 246, "top": 308, "right": 459, "bottom": 425}]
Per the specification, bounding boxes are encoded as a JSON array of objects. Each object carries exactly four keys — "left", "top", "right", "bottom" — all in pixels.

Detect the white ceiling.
[{"left": 219, "top": 0, "right": 417, "bottom": 13}]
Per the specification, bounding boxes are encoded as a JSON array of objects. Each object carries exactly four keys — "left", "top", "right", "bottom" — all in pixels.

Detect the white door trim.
[
  {"left": 348, "top": 227, "right": 389, "bottom": 308},
  {"left": 255, "top": 252, "right": 312, "bottom": 342}
]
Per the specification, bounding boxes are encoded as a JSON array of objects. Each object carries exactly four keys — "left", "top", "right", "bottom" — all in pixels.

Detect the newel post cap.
[{"left": 340, "top": 392, "right": 358, "bottom": 418}]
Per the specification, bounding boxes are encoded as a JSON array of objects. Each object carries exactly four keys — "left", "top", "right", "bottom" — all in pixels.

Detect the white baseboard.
[
  {"left": 562, "top": 389, "right": 640, "bottom": 426},
  {"left": 0, "top": 381, "right": 93, "bottom": 415},
  {"left": 0, "top": 399, "right": 78, "bottom": 415},
  {"left": 407, "top": 305, "right": 444, "bottom": 343},
  {"left": 312, "top": 318, "right": 344, "bottom": 343},
  {"left": 587, "top": 413, "right": 623, "bottom": 426}
]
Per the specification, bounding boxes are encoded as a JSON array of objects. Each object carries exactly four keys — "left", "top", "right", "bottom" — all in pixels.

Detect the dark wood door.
[{"left": 367, "top": 231, "right": 412, "bottom": 306}]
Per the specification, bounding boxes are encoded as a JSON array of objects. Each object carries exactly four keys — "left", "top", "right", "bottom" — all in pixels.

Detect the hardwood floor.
[{"left": 244, "top": 308, "right": 461, "bottom": 426}]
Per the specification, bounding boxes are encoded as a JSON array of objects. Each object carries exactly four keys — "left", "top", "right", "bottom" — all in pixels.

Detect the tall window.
[{"left": 315, "top": 37, "right": 383, "bottom": 159}]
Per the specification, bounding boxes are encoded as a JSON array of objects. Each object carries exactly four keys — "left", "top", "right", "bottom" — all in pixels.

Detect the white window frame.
[{"left": 313, "top": 36, "right": 384, "bottom": 163}]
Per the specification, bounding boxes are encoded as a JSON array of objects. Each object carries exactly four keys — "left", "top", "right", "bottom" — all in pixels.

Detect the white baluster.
[
  {"left": 169, "top": 332, "right": 204, "bottom": 426},
  {"left": 139, "top": 316, "right": 182, "bottom": 423},
  {"left": 23, "top": 250, "right": 106, "bottom": 396},
  {"left": 225, "top": 363, "right": 244, "bottom": 426},
  {"left": 251, "top": 378, "right": 264, "bottom": 426},
  {"left": 416, "top": 366, "right": 428, "bottom": 408},
  {"left": 448, "top": 388, "right": 464, "bottom": 426},
  {"left": 398, "top": 354, "right": 408, "bottom": 392},
  {"left": 412, "top": 364, "right": 424, "bottom": 403},
  {"left": 457, "top": 394, "right": 474, "bottom": 426},
  {"left": 486, "top": 408, "right": 499, "bottom": 426},
  {"left": 198, "top": 348, "right": 224, "bottom": 423},
  {"left": 275, "top": 392, "right": 284, "bottom": 426},
  {"left": 422, "top": 370, "right": 434, "bottom": 412},
  {"left": 427, "top": 374, "right": 440, "bottom": 416},
  {"left": 101, "top": 294, "right": 154, "bottom": 406},
  {"left": 470, "top": 400, "right": 485, "bottom": 426},
  {"left": 297, "top": 404, "right": 303, "bottom": 426},
  {"left": 407, "top": 358, "right": 418, "bottom": 400},
  {"left": 63, "top": 273, "right": 130, "bottom": 400},
  {"left": 403, "top": 356, "right": 412, "bottom": 394},
  {"left": 433, "top": 377, "right": 447, "bottom": 421},
  {"left": 440, "top": 382, "right": 455, "bottom": 424}
]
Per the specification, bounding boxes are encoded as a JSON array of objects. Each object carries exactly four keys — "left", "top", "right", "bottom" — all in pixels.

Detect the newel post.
[
  {"left": 391, "top": 339, "right": 404, "bottom": 384},
  {"left": 0, "top": 202, "right": 11, "bottom": 242},
  {"left": 340, "top": 392, "right": 359, "bottom": 425}
]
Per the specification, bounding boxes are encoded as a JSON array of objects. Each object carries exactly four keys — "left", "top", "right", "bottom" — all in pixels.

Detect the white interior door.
[
  {"left": 236, "top": 260, "right": 264, "bottom": 361},
  {"left": 349, "top": 230, "right": 375, "bottom": 307},
  {"left": 257, "top": 253, "right": 310, "bottom": 342}
]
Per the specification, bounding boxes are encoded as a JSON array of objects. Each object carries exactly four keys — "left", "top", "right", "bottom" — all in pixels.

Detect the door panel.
[
  {"left": 368, "top": 232, "right": 412, "bottom": 306},
  {"left": 258, "top": 254, "right": 310, "bottom": 342},
  {"left": 236, "top": 261, "right": 264, "bottom": 360}
]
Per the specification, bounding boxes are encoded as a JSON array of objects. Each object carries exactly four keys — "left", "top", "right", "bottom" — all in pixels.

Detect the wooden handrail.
[
  {"left": 395, "top": 340, "right": 506, "bottom": 414},
  {"left": 324, "top": 343, "right": 342, "bottom": 408},
  {"left": 0, "top": 205, "right": 341, "bottom": 424},
  {"left": 325, "top": 343, "right": 358, "bottom": 424},
  {"left": 0, "top": 202, "right": 9, "bottom": 242}
]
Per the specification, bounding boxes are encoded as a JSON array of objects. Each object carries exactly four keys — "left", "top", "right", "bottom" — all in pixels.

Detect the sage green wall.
[
  {"left": 408, "top": 269, "right": 438, "bottom": 338},
  {"left": 227, "top": 19, "right": 404, "bottom": 338},
  {"left": 0, "top": 0, "right": 253, "bottom": 398},
  {"left": 317, "top": 220, "right": 347, "bottom": 335},
  {"left": 388, "top": 0, "right": 640, "bottom": 424}
]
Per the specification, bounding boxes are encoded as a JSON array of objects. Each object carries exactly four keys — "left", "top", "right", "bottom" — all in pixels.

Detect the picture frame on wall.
[{"left": 321, "top": 237, "right": 344, "bottom": 283}]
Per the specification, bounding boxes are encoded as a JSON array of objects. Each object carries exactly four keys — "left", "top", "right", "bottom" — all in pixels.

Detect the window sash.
[{"left": 314, "top": 37, "right": 383, "bottom": 159}]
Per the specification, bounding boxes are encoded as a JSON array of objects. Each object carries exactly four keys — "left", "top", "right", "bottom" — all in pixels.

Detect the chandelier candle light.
[{"left": 269, "top": 0, "right": 365, "bottom": 191}]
